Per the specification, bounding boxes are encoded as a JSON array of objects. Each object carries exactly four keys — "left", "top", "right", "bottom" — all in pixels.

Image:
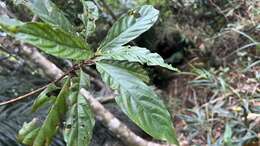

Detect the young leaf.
[
  {"left": 98, "top": 5, "right": 159, "bottom": 51},
  {"left": 31, "top": 84, "right": 59, "bottom": 112},
  {"left": 99, "top": 46, "right": 179, "bottom": 71},
  {"left": 96, "top": 62, "right": 179, "bottom": 145},
  {"left": 64, "top": 70, "right": 95, "bottom": 146},
  {"left": 80, "top": 0, "right": 99, "bottom": 38},
  {"left": 17, "top": 78, "right": 70, "bottom": 146},
  {"left": 22, "top": 0, "right": 74, "bottom": 32},
  {"left": 0, "top": 17, "right": 93, "bottom": 60}
]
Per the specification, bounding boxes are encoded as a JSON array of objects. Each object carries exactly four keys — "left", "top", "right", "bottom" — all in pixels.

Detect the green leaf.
[
  {"left": 98, "top": 5, "right": 159, "bottom": 51},
  {"left": 80, "top": 0, "right": 99, "bottom": 37},
  {"left": 104, "top": 60, "right": 150, "bottom": 83},
  {"left": 64, "top": 70, "right": 95, "bottom": 146},
  {"left": 34, "top": 78, "right": 70, "bottom": 146},
  {"left": 99, "top": 46, "right": 179, "bottom": 71},
  {"left": 23, "top": 0, "right": 74, "bottom": 32},
  {"left": 224, "top": 123, "right": 234, "bottom": 146},
  {"left": 96, "top": 62, "right": 179, "bottom": 145},
  {"left": 0, "top": 18, "right": 93, "bottom": 60},
  {"left": 18, "top": 78, "right": 70, "bottom": 146},
  {"left": 31, "top": 84, "right": 59, "bottom": 112},
  {"left": 17, "top": 118, "right": 40, "bottom": 145}
]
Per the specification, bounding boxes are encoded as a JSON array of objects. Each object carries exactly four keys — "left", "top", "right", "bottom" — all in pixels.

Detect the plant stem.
[{"left": 0, "top": 60, "right": 94, "bottom": 106}]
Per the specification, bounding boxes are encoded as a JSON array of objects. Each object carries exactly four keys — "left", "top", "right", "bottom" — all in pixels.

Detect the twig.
[
  {"left": 0, "top": 72, "right": 67, "bottom": 106},
  {"left": 0, "top": 85, "right": 48, "bottom": 106},
  {"left": 0, "top": 60, "right": 94, "bottom": 106}
]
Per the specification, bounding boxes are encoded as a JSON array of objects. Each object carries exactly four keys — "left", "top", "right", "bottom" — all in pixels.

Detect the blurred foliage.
[{"left": 0, "top": 0, "right": 259, "bottom": 146}]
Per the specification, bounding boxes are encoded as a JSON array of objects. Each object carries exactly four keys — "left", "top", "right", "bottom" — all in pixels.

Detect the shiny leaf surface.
[
  {"left": 98, "top": 5, "right": 159, "bottom": 51},
  {"left": 23, "top": 0, "right": 74, "bottom": 32},
  {"left": 0, "top": 17, "right": 93, "bottom": 60},
  {"left": 64, "top": 70, "right": 95, "bottom": 146},
  {"left": 103, "top": 60, "right": 150, "bottom": 83},
  {"left": 96, "top": 62, "right": 179, "bottom": 145},
  {"left": 100, "top": 46, "right": 179, "bottom": 71}
]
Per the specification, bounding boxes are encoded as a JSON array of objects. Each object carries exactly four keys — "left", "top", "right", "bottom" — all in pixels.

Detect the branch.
[
  {"left": 0, "top": 85, "right": 47, "bottom": 106},
  {"left": 0, "top": 67, "right": 67, "bottom": 105},
  {"left": 0, "top": 60, "right": 94, "bottom": 106},
  {"left": 80, "top": 89, "right": 176, "bottom": 146},
  {"left": 20, "top": 45, "right": 64, "bottom": 80}
]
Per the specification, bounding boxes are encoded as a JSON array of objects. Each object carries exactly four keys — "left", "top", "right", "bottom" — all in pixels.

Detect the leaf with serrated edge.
[
  {"left": 98, "top": 5, "right": 159, "bottom": 51},
  {"left": 96, "top": 62, "right": 179, "bottom": 145},
  {"left": 23, "top": 0, "right": 74, "bottom": 32},
  {"left": 64, "top": 69, "right": 95, "bottom": 146},
  {"left": 0, "top": 17, "right": 93, "bottom": 60},
  {"left": 99, "top": 46, "right": 179, "bottom": 71}
]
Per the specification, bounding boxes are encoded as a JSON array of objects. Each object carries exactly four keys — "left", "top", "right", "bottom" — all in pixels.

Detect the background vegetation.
[{"left": 0, "top": 0, "right": 259, "bottom": 146}]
